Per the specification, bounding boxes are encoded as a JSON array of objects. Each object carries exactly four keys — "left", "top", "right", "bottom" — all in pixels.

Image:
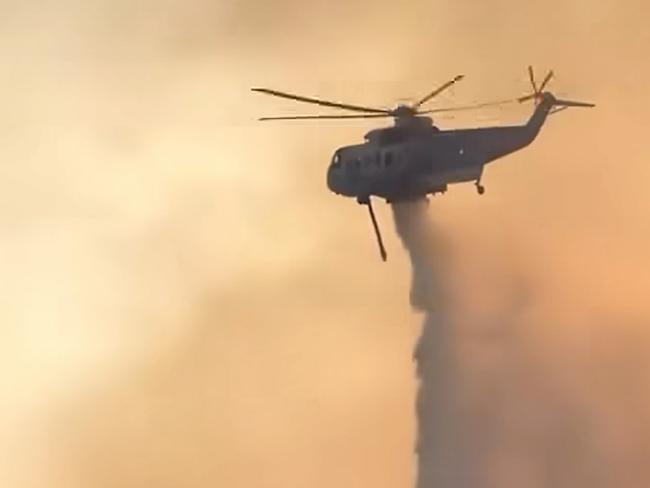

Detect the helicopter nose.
[
  {"left": 327, "top": 158, "right": 355, "bottom": 196},
  {"left": 327, "top": 161, "right": 343, "bottom": 194}
]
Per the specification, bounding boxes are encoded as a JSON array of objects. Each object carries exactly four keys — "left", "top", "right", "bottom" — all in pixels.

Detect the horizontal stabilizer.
[{"left": 553, "top": 98, "right": 596, "bottom": 108}]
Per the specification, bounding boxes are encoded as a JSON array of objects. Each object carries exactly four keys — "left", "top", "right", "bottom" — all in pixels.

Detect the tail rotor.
[
  {"left": 518, "top": 66, "right": 595, "bottom": 111},
  {"left": 519, "top": 66, "right": 554, "bottom": 105}
]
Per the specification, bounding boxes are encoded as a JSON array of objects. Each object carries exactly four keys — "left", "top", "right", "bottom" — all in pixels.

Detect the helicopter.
[{"left": 252, "top": 67, "right": 595, "bottom": 261}]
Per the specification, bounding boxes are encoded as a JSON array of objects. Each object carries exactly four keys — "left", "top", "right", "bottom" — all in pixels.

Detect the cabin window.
[
  {"left": 384, "top": 151, "right": 393, "bottom": 166},
  {"left": 355, "top": 158, "right": 361, "bottom": 169}
]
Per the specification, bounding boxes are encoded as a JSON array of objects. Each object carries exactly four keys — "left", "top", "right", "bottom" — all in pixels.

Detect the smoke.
[
  {"left": 0, "top": 2, "right": 424, "bottom": 487},
  {"left": 2, "top": 0, "right": 650, "bottom": 487}
]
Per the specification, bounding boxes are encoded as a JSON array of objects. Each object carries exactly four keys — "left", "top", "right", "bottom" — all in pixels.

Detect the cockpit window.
[{"left": 332, "top": 153, "right": 340, "bottom": 167}]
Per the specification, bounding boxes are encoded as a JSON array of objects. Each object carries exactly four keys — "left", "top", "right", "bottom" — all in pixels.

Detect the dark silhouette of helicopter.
[{"left": 253, "top": 67, "right": 594, "bottom": 261}]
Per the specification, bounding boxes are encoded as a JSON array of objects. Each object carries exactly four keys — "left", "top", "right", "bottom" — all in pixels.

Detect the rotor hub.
[{"left": 391, "top": 105, "right": 417, "bottom": 118}]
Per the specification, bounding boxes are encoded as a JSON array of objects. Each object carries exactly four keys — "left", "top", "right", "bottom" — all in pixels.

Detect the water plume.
[
  {"left": 392, "top": 201, "right": 469, "bottom": 488},
  {"left": 393, "top": 201, "right": 602, "bottom": 487},
  {"left": 392, "top": 199, "right": 650, "bottom": 488}
]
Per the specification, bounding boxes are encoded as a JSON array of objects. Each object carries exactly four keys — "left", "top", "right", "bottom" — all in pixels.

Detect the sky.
[{"left": 0, "top": 0, "right": 649, "bottom": 487}]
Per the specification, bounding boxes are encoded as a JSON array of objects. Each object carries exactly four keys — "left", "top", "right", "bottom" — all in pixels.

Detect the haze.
[{"left": 1, "top": 1, "right": 649, "bottom": 487}]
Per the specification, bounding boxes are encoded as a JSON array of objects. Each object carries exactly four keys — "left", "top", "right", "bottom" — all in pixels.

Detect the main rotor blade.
[
  {"left": 251, "top": 88, "right": 390, "bottom": 114},
  {"left": 538, "top": 70, "right": 554, "bottom": 92},
  {"left": 528, "top": 66, "right": 538, "bottom": 93},
  {"left": 258, "top": 114, "right": 393, "bottom": 121},
  {"left": 414, "top": 75, "right": 465, "bottom": 109},
  {"left": 419, "top": 97, "right": 517, "bottom": 114}
]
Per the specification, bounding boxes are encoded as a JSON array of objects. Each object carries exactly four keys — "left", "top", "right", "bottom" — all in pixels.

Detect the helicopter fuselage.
[
  {"left": 253, "top": 75, "right": 594, "bottom": 261},
  {"left": 327, "top": 97, "right": 553, "bottom": 202}
]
